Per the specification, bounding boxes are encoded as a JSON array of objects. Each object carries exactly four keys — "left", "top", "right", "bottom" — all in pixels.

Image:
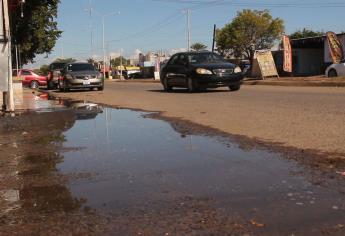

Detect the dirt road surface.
[{"left": 53, "top": 82, "right": 345, "bottom": 159}]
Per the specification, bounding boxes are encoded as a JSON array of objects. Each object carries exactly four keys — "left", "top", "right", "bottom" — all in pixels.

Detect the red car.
[{"left": 18, "top": 69, "right": 48, "bottom": 89}]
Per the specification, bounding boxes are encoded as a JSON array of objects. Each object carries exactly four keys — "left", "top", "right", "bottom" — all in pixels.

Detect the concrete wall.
[
  {"left": 0, "top": 0, "right": 9, "bottom": 92},
  {"left": 294, "top": 49, "right": 324, "bottom": 76}
]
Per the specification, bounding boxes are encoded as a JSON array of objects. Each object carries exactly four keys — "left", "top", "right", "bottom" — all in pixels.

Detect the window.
[
  {"left": 188, "top": 53, "right": 225, "bottom": 64},
  {"left": 168, "top": 54, "right": 179, "bottom": 65},
  {"left": 21, "top": 70, "right": 32, "bottom": 76},
  {"left": 178, "top": 54, "right": 188, "bottom": 65},
  {"left": 66, "top": 63, "right": 95, "bottom": 72}
]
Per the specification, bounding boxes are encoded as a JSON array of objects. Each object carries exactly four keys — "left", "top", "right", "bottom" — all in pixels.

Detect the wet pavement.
[{"left": 1, "top": 99, "right": 345, "bottom": 235}]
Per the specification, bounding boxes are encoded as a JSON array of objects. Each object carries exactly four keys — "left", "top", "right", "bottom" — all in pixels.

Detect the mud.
[{"left": 1, "top": 100, "right": 345, "bottom": 235}]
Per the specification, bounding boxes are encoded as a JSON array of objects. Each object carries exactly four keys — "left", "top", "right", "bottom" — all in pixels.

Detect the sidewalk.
[
  {"left": 109, "top": 76, "right": 345, "bottom": 87},
  {"left": 1, "top": 83, "right": 63, "bottom": 114}
]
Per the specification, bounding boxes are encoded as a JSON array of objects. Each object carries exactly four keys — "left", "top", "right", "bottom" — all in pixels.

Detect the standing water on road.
[
  {"left": 56, "top": 104, "right": 345, "bottom": 235},
  {"left": 1, "top": 102, "right": 344, "bottom": 235}
]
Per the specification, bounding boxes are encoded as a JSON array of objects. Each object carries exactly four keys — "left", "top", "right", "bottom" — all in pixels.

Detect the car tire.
[
  {"left": 187, "top": 77, "right": 197, "bottom": 93},
  {"left": 229, "top": 84, "right": 241, "bottom": 91},
  {"left": 47, "top": 80, "right": 54, "bottom": 90},
  {"left": 328, "top": 69, "right": 338, "bottom": 77},
  {"left": 163, "top": 77, "right": 172, "bottom": 92},
  {"left": 30, "top": 81, "right": 39, "bottom": 89},
  {"left": 60, "top": 80, "right": 69, "bottom": 92},
  {"left": 98, "top": 86, "right": 104, "bottom": 91}
]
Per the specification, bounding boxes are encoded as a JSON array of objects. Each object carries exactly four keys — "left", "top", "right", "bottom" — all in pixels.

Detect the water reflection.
[
  {"left": 0, "top": 110, "right": 88, "bottom": 223},
  {"left": 58, "top": 107, "right": 345, "bottom": 235}
]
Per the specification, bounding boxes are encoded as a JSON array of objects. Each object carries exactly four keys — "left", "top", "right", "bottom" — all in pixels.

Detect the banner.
[
  {"left": 283, "top": 35, "right": 292, "bottom": 72},
  {"left": 326, "top": 31, "right": 344, "bottom": 64}
]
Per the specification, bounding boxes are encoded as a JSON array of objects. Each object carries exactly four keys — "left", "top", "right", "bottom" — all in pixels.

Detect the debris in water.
[
  {"left": 250, "top": 219, "right": 265, "bottom": 227},
  {"left": 336, "top": 171, "right": 345, "bottom": 177}
]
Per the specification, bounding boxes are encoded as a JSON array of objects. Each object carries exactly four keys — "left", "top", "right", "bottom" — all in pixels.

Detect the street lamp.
[{"left": 94, "top": 10, "right": 120, "bottom": 79}]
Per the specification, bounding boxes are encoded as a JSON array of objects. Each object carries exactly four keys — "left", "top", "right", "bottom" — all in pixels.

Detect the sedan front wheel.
[
  {"left": 229, "top": 84, "right": 241, "bottom": 91},
  {"left": 163, "top": 77, "right": 172, "bottom": 92},
  {"left": 30, "top": 81, "right": 39, "bottom": 89}
]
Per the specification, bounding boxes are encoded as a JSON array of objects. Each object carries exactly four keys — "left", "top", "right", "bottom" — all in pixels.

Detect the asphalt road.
[{"left": 55, "top": 81, "right": 345, "bottom": 158}]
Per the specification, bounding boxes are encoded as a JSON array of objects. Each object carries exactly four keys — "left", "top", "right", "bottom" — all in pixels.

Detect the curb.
[
  {"left": 106, "top": 79, "right": 345, "bottom": 87},
  {"left": 243, "top": 80, "right": 345, "bottom": 87}
]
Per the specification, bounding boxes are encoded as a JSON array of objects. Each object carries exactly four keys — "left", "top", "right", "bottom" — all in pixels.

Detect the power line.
[{"left": 151, "top": 0, "right": 345, "bottom": 8}]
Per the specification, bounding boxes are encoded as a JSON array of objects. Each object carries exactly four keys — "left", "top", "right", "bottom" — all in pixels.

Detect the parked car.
[
  {"left": 47, "top": 62, "right": 66, "bottom": 89},
  {"left": 59, "top": 62, "right": 104, "bottom": 92},
  {"left": 160, "top": 51, "right": 243, "bottom": 92},
  {"left": 19, "top": 69, "right": 47, "bottom": 89},
  {"left": 326, "top": 59, "right": 345, "bottom": 77}
]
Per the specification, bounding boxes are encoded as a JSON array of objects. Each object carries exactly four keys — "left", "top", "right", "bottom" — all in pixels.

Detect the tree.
[
  {"left": 53, "top": 58, "right": 76, "bottom": 64},
  {"left": 87, "top": 58, "right": 100, "bottom": 68},
  {"left": 216, "top": 9, "right": 284, "bottom": 64},
  {"left": 110, "top": 56, "right": 129, "bottom": 67},
  {"left": 191, "top": 42, "right": 207, "bottom": 52},
  {"left": 289, "top": 28, "right": 324, "bottom": 39},
  {"left": 39, "top": 64, "right": 49, "bottom": 75},
  {"left": 9, "top": 0, "right": 62, "bottom": 65}
]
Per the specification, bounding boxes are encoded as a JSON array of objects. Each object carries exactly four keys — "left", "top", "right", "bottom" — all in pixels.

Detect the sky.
[{"left": 28, "top": 0, "right": 345, "bottom": 68}]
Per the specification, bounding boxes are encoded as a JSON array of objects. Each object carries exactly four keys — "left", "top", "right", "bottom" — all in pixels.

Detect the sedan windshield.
[
  {"left": 66, "top": 64, "right": 96, "bottom": 72},
  {"left": 188, "top": 53, "right": 225, "bottom": 64}
]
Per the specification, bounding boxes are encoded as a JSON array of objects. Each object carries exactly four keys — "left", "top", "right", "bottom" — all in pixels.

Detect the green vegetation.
[
  {"left": 10, "top": 0, "right": 62, "bottom": 65},
  {"left": 53, "top": 58, "right": 76, "bottom": 64},
  {"left": 110, "top": 56, "right": 130, "bottom": 67},
  {"left": 190, "top": 42, "right": 207, "bottom": 52},
  {"left": 289, "top": 28, "right": 324, "bottom": 39},
  {"left": 216, "top": 9, "right": 284, "bottom": 64}
]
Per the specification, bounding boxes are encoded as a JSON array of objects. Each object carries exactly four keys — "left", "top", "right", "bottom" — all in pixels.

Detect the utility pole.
[
  {"left": 15, "top": 43, "right": 19, "bottom": 73},
  {"left": 120, "top": 48, "right": 123, "bottom": 79},
  {"left": 186, "top": 9, "right": 191, "bottom": 51},
  {"left": 212, "top": 24, "right": 216, "bottom": 52},
  {"left": 102, "top": 15, "right": 106, "bottom": 79},
  {"left": 88, "top": 0, "right": 93, "bottom": 59},
  {"left": 61, "top": 42, "right": 64, "bottom": 58}
]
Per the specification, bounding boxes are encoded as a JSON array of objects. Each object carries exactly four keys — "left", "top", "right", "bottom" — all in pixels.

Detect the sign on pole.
[
  {"left": 283, "top": 35, "right": 292, "bottom": 72},
  {"left": 326, "top": 31, "right": 344, "bottom": 64}
]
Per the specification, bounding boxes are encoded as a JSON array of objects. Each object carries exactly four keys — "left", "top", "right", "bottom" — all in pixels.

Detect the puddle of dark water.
[
  {"left": 2, "top": 101, "right": 344, "bottom": 235},
  {"left": 52, "top": 105, "right": 345, "bottom": 235}
]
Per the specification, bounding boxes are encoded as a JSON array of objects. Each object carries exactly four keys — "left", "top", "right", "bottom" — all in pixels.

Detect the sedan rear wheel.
[
  {"left": 328, "top": 69, "right": 338, "bottom": 78},
  {"left": 229, "top": 84, "right": 241, "bottom": 91},
  {"left": 30, "top": 81, "right": 39, "bottom": 89}
]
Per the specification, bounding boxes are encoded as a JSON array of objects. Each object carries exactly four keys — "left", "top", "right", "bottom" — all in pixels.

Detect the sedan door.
[
  {"left": 174, "top": 54, "right": 190, "bottom": 86},
  {"left": 164, "top": 54, "right": 180, "bottom": 85}
]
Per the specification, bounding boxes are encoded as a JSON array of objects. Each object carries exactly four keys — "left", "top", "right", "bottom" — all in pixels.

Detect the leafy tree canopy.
[
  {"left": 289, "top": 28, "right": 324, "bottom": 39},
  {"left": 191, "top": 42, "right": 207, "bottom": 52},
  {"left": 39, "top": 64, "right": 49, "bottom": 75},
  {"left": 10, "top": 0, "right": 62, "bottom": 65},
  {"left": 110, "top": 56, "right": 130, "bottom": 67},
  {"left": 53, "top": 58, "right": 76, "bottom": 64},
  {"left": 216, "top": 9, "right": 284, "bottom": 62}
]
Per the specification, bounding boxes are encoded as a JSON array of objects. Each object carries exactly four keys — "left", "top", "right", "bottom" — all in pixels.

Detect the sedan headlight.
[
  {"left": 196, "top": 68, "right": 213, "bottom": 75},
  {"left": 234, "top": 66, "right": 242, "bottom": 73}
]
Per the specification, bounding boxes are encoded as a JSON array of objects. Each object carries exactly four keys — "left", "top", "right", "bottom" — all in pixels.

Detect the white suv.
[{"left": 325, "top": 59, "right": 345, "bottom": 77}]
